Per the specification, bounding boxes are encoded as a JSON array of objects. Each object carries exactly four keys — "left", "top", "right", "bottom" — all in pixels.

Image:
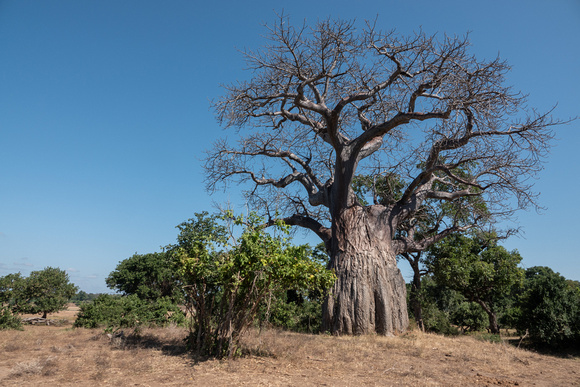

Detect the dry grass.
[{"left": 0, "top": 305, "right": 578, "bottom": 386}]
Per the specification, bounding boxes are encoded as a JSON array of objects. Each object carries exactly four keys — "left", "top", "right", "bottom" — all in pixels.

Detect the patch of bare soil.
[{"left": 0, "top": 306, "right": 578, "bottom": 386}]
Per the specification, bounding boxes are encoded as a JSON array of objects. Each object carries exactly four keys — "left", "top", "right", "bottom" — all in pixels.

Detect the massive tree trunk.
[{"left": 322, "top": 206, "right": 408, "bottom": 335}]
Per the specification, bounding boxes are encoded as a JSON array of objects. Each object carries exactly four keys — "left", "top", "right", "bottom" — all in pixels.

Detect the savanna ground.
[{"left": 0, "top": 305, "right": 578, "bottom": 386}]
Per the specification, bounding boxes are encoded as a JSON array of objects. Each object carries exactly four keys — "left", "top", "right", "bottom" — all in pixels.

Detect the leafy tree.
[
  {"left": 106, "top": 252, "right": 182, "bottom": 302},
  {"left": 169, "top": 212, "right": 336, "bottom": 358},
  {"left": 426, "top": 233, "right": 523, "bottom": 333},
  {"left": 74, "top": 294, "right": 185, "bottom": 329},
  {"left": 0, "top": 273, "right": 26, "bottom": 313},
  {"left": 205, "top": 15, "right": 558, "bottom": 335},
  {"left": 516, "top": 266, "right": 580, "bottom": 348},
  {"left": 0, "top": 306, "right": 22, "bottom": 330},
  {"left": 1, "top": 268, "right": 77, "bottom": 319},
  {"left": 0, "top": 273, "right": 24, "bottom": 330},
  {"left": 21, "top": 267, "right": 78, "bottom": 318}
]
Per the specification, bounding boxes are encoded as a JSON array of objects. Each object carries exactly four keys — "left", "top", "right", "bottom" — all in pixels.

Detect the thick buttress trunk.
[{"left": 322, "top": 206, "right": 408, "bottom": 335}]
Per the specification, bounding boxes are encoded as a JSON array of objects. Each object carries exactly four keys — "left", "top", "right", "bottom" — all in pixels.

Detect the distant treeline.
[{"left": 69, "top": 290, "right": 103, "bottom": 305}]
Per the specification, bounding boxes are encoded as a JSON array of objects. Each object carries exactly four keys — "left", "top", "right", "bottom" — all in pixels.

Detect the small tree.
[
  {"left": 20, "top": 267, "right": 78, "bottom": 319},
  {"left": 426, "top": 233, "right": 523, "bottom": 334},
  {"left": 169, "top": 212, "right": 336, "bottom": 358},
  {"left": 106, "top": 252, "right": 182, "bottom": 302},
  {"left": 0, "top": 273, "right": 24, "bottom": 329},
  {"left": 0, "top": 273, "right": 26, "bottom": 312}
]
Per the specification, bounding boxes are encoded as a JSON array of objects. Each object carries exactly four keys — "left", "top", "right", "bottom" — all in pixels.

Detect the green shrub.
[
  {"left": 421, "top": 303, "right": 459, "bottom": 335},
  {"left": 172, "top": 212, "right": 336, "bottom": 358},
  {"left": 74, "top": 294, "right": 185, "bottom": 329},
  {"left": 452, "top": 302, "right": 488, "bottom": 333},
  {"left": 409, "top": 275, "right": 461, "bottom": 335},
  {"left": 261, "top": 289, "right": 325, "bottom": 333},
  {"left": 516, "top": 267, "right": 580, "bottom": 348},
  {"left": 0, "top": 306, "right": 22, "bottom": 330}
]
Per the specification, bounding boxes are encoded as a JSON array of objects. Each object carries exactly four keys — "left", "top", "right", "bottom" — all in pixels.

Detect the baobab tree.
[{"left": 205, "top": 16, "right": 557, "bottom": 335}]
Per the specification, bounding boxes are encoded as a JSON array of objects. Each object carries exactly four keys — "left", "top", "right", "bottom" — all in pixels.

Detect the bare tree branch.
[{"left": 207, "top": 14, "right": 562, "bottom": 248}]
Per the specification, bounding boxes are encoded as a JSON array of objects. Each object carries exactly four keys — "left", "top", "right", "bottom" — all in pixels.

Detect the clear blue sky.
[{"left": 1, "top": 0, "right": 578, "bottom": 293}]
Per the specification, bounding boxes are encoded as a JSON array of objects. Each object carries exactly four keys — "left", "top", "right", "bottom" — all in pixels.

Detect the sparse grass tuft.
[
  {"left": 3, "top": 342, "right": 21, "bottom": 352},
  {"left": 9, "top": 356, "right": 58, "bottom": 378},
  {"left": 472, "top": 332, "right": 503, "bottom": 343}
]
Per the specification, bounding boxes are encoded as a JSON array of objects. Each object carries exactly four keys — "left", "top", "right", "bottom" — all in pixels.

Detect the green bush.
[
  {"left": 421, "top": 303, "right": 459, "bottom": 335},
  {"left": 0, "top": 306, "right": 22, "bottom": 330},
  {"left": 172, "top": 212, "right": 336, "bottom": 358},
  {"left": 409, "top": 276, "right": 461, "bottom": 335},
  {"left": 106, "top": 252, "right": 182, "bottom": 303},
  {"left": 74, "top": 294, "right": 185, "bottom": 329},
  {"left": 516, "top": 267, "right": 580, "bottom": 348},
  {"left": 452, "top": 302, "right": 488, "bottom": 333},
  {"left": 261, "top": 289, "right": 325, "bottom": 333}
]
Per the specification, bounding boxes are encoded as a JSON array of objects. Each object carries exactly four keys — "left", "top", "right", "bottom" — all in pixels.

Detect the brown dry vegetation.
[{"left": 0, "top": 305, "right": 578, "bottom": 386}]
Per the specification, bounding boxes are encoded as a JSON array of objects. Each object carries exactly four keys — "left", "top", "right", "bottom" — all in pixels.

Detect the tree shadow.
[
  {"left": 108, "top": 328, "right": 280, "bottom": 364},
  {"left": 505, "top": 337, "right": 580, "bottom": 359},
  {"left": 107, "top": 330, "right": 189, "bottom": 357}
]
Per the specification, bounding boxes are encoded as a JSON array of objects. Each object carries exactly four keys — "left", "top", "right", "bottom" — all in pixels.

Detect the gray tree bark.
[{"left": 322, "top": 207, "right": 408, "bottom": 335}]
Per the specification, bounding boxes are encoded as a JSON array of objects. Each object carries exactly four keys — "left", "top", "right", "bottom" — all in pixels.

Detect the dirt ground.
[{"left": 0, "top": 305, "right": 578, "bottom": 386}]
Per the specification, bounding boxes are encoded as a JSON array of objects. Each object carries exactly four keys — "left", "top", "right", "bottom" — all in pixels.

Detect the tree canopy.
[
  {"left": 426, "top": 233, "right": 523, "bottom": 333},
  {"left": 106, "top": 252, "right": 182, "bottom": 302},
  {"left": 516, "top": 266, "right": 580, "bottom": 347},
  {"left": 1, "top": 267, "right": 78, "bottom": 319}
]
